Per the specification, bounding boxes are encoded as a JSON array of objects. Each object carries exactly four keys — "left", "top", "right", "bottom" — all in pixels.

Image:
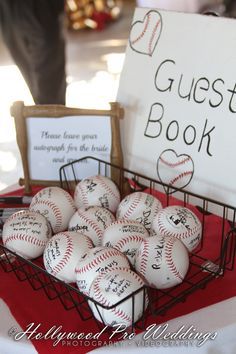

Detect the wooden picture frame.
[{"left": 11, "top": 101, "right": 124, "bottom": 194}]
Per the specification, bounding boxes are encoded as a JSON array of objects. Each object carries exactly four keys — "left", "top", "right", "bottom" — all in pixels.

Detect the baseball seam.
[
  {"left": 136, "top": 239, "right": 149, "bottom": 276},
  {"left": 169, "top": 171, "right": 193, "bottom": 187},
  {"left": 61, "top": 189, "right": 77, "bottom": 212},
  {"left": 103, "top": 221, "right": 148, "bottom": 246},
  {"left": 153, "top": 199, "right": 162, "bottom": 216},
  {"left": 115, "top": 235, "right": 146, "bottom": 250},
  {"left": 75, "top": 249, "right": 128, "bottom": 275},
  {"left": 49, "top": 233, "right": 74, "bottom": 277},
  {"left": 165, "top": 238, "right": 184, "bottom": 281},
  {"left": 74, "top": 210, "right": 103, "bottom": 242},
  {"left": 30, "top": 199, "right": 62, "bottom": 233},
  {"left": 119, "top": 193, "right": 142, "bottom": 220},
  {"left": 83, "top": 235, "right": 94, "bottom": 249},
  {"left": 77, "top": 181, "right": 89, "bottom": 207},
  {"left": 148, "top": 18, "right": 161, "bottom": 55},
  {"left": 3, "top": 210, "right": 32, "bottom": 225},
  {"left": 96, "top": 175, "right": 120, "bottom": 203},
  {"left": 4, "top": 233, "right": 47, "bottom": 248},
  {"left": 159, "top": 156, "right": 191, "bottom": 168},
  {"left": 130, "top": 13, "right": 150, "bottom": 46}
]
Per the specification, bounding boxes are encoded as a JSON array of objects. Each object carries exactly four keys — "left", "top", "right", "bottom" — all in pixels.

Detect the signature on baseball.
[{"left": 151, "top": 236, "right": 165, "bottom": 270}]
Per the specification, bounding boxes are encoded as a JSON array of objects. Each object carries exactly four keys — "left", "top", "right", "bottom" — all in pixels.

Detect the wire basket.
[{"left": 0, "top": 156, "right": 236, "bottom": 333}]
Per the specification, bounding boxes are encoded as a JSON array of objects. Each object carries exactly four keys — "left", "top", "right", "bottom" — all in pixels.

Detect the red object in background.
[{"left": 91, "top": 10, "right": 113, "bottom": 30}]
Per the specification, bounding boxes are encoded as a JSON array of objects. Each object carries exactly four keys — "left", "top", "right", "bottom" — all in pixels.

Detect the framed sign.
[
  {"left": 117, "top": 8, "right": 236, "bottom": 208},
  {"left": 11, "top": 101, "right": 124, "bottom": 194}
]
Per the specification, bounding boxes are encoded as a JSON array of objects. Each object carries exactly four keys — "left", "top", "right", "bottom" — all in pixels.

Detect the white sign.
[
  {"left": 117, "top": 8, "right": 236, "bottom": 207},
  {"left": 27, "top": 116, "right": 111, "bottom": 180}
]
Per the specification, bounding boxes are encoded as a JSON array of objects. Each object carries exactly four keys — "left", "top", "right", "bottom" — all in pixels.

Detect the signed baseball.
[
  {"left": 2, "top": 210, "right": 52, "bottom": 259},
  {"left": 68, "top": 206, "right": 115, "bottom": 246},
  {"left": 116, "top": 192, "right": 162, "bottom": 231},
  {"left": 43, "top": 231, "right": 93, "bottom": 283},
  {"left": 102, "top": 220, "right": 150, "bottom": 266},
  {"left": 29, "top": 186, "right": 76, "bottom": 234},
  {"left": 75, "top": 246, "right": 130, "bottom": 296},
  {"left": 74, "top": 175, "right": 120, "bottom": 213},
  {"left": 135, "top": 235, "right": 189, "bottom": 289},
  {"left": 89, "top": 267, "right": 148, "bottom": 327},
  {"left": 151, "top": 205, "right": 202, "bottom": 252}
]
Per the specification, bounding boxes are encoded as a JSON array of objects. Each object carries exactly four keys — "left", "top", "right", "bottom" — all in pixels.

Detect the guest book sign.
[{"left": 117, "top": 8, "right": 236, "bottom": 207}]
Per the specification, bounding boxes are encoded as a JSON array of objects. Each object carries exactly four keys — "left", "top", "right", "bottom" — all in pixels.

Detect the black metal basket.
[{"left": 0, "top": 156, "right": 235, "bottom": 334}]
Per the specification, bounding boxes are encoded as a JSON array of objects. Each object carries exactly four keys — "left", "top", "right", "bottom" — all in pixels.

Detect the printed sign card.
[
  {"left": 27, "top": 116, "right": 111, "bottom": 180},
  {"left": 117, "top": 8, "right": 236, "bottom": 207},
  {"left": 11, "top": 101, "right": 123, "bottom": 193}
]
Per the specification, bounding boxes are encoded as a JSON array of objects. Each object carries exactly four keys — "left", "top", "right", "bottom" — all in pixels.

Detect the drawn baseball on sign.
[
  {"left": 129, "top": 10, "right": 162, "bottom": 56},
  {"left": 157, "top": 149, "right": 194, "bottom": 193}
]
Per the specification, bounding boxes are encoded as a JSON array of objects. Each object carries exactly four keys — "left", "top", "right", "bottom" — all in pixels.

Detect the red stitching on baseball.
[
  {"left": 159, "top": 156, "right": 191, "bottom": 168},
  {"left": 50, "top": 233, "right": 74, "bottom": 277},
  {"left": 165, "top": 238, "right": 184, "bottom": 281},
  {"left": 76, "top": 249, "right": 128, "bottom": 275},
  {"left": 4, "top": 210, "right": 32, "bottom": 224},
  {"left": 4, "top": 233, "right": 47, "bottom": 248},
  {"left": 73, "top": 209, "right": 103, "bottom": 242},
  {"left": 153, "top": 199, "right": 162, "bottom": 216},
  {"left": 169, "top": 171, "right": 193, "bottom": 187},
  {"left": 61, "top": 189, "right": 77, "bottom": 211},
  {"left": 108, "top": 219, "right": 142, "bottom": 226},
  {"left": 115, "top": 235, "right": 146, "bottom": 250},
  {"left": 119, "top": 193, "right": 142, "bottom": 219},
  {"left": 76, "top": 181, "right": 89, "bottom": 207},
  {"left": 96, "top": 175, "right": 120, "bottom": 203},
  {"left": 148, "top": 18, "right": 161, "bottom": 55},
  {"left": 30, "top": 199, "right": 62, "bottom": 232},
  {"left": 131, "top": 14, "right": 150, "bottom": 46},
  {"left": 136, "top": 239, "right": 149, "bottom": 276}
]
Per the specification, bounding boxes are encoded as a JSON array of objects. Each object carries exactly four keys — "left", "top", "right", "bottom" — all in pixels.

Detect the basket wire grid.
[{"left": 0, "top": 156, "right": 236, "bottom": 334}]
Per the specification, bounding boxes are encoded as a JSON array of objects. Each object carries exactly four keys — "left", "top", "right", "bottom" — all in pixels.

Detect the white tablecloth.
[
  {"left": 1, "top": 297, "right": 235, "bottom": 353},
  {"left": 90, "top": 296, "right": 236, "bottom": 353},
  {"left": 0, "top": 299, "right": 37, "bottom": 354}
]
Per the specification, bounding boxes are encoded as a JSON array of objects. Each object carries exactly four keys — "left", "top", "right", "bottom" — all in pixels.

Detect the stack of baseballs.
[{"left": 1, "top": 174, "right": 202, "bottom": 327}]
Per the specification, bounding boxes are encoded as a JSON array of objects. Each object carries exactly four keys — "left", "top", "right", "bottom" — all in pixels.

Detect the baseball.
[
  {"left": 2, "top": 210, "right": 52, "bottom": 259},
  {"left": 116, "top": 192, "right": 162, "bottom": 231},
  {"left": 102, "top": 220, "right": 150, "bottom": 266},
  {"left": 89, "top": 267, "right": 148, "bottom": 327},
  {"left": 74, "top": 175, "right": 120, "bottom": 213},
  {"left": 29, "top": 186, "right": 77, "bottom": 234},
  {"left": 135, "top": 235, "right": 189, "bottom": 289},
  {"left": 75, "top": 246, "right": 130, "bottom": 296},
  {"left": 68, "top": 206, "right": 115, "bottom": 246},
  {"left": 151, "top": 205, "right": 202, "bottom": 252},
  {"left": 43, "top": 231, "right": 93, "bottom": 283}
]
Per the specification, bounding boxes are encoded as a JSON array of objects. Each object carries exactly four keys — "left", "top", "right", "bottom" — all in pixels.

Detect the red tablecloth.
[{"left": 0, "top": 185, "right": 235, "bottom": 353}]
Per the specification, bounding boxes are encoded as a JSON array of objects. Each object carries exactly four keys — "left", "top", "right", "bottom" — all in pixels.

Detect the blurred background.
[{"left": 0, "top": 0, "right": 235, "bottom": 192}]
